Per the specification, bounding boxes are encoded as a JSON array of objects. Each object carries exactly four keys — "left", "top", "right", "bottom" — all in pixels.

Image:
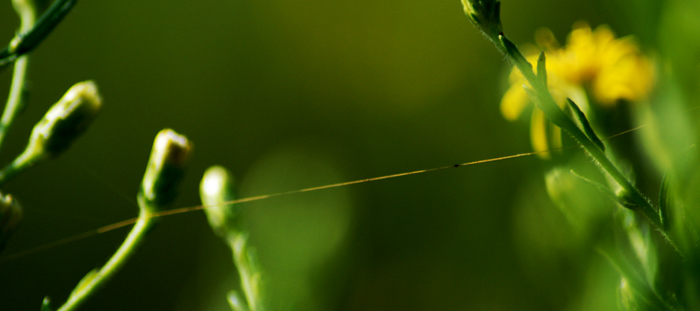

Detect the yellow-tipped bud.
[
  {"left": 26, "top": 81, "right": 102, "bottom": 160},
  {"left": 461, "top": 0, "right": 502, "bottom": 40},
  {"left": 139, "top": 129, "right": 193, "bottom": 212},
  {"left": 0, "top": 193, "right": 22, "bottom": 252}
]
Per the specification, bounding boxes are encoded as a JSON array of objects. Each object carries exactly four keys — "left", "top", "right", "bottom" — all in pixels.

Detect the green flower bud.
[
  {"left": 0, "top": 81, "right": 101, "bottom": 185},
  {"left": 25, "top": 80, "right": 102, "bottom": 160},
  {"left": 139, "top": 129, "right": 193, "bottom": 212},
  {"left": 461, "top": 0, "right": 503, "bottom": 41},
  {"left": 0, "top": 193, "right": 22, "bottom": 252},
  {"left": 200, "top": 165, "right": 239, "bottom": 238}
]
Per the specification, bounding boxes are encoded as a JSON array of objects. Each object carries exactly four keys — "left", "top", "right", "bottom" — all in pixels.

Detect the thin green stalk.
[
  {"left": 0, "top": 57, "right": 30, "bottom": 149},
  {"left": 228, "top": 234, "right": 264, "bottom": 311},
  {"left": 200, "top": 166, "right": 266, "bottom": 311},
  {"left": 0, "top": 0, "right": 39, "bottom": 150},
  {"left": 56, "top": 197, "right": 157, "bottom": 311},
  {"left": 0, "top": 0, "right": 77, "bottom": 67},
  {"left": 0, "top": 149, "right": 37, "bottom": 186},
  {"left": 53, "top": 129, "right": 192, "bottom": 311}
]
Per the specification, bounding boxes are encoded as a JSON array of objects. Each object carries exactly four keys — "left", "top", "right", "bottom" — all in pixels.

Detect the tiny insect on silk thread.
[{"left": 0, "top": 122, "right": 655, "bottom": 262}]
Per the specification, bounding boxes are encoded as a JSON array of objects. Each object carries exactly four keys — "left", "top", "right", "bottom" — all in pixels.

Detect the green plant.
[
  {"left": 0, "top": 2, "right": 268, "bottom": 310},
  {"left": 2, "top": 0, "right": 700, "bottom": 310},
  {"left": 0, "top": 0, "right": 88, "bottom": 251},
  {"left": 200, "top": 166, "right": 265, "bottom": 311},
  {"left": 463, "top": 0, "right": 700, "bottom": 309}
]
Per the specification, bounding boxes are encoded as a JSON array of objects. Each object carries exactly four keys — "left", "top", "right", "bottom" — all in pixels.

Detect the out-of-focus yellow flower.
[
  {"left": 549, "top": 22, "right": 655, "bottom": 105},
  {"left": 501, "top": 22, "right": 654, "bottom": 158}
]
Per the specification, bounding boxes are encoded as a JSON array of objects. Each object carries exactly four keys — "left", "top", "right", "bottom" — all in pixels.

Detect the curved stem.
[
  {"left": 0, "top": 0, "right": 77, "bottom": 68},
  {"left": 0, "top": 0, "right": 39, "bottom": 151},
  {"left": 55, "top": 197, "right": 157, "bottom": 311},
  {"left": 0, "top": 57, "right": 30, "bottom": 149},
  {"left": 0, "top": 149, "right": 39, "bottom": 186}
]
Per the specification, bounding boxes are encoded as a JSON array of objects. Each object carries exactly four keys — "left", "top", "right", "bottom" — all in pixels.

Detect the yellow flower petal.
[
  {"left": 531, "top": 109, "right": 550, "bottom": 159},
  {"left": 550, "top": 125, "right": 562, "bottom": 150},
  {"left": 594, "top": 46, "right": 654, "bottom": 105},
  {"left": 501, "top": 83, "right": 530, "bottom": 121}
]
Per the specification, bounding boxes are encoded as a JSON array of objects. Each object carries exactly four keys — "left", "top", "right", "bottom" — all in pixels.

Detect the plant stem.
[
  {"left": 498, "top": 34, "right": 683, "bottom": 256},
  {"left": 0, "top": 149, "right": 38, "bottom": 186},
  {"left": 0, "top": 0, "right": 38, "bottom": 151},
  {"left": 55, "top": 197, "right": 157, "bottom": 311},
  {"left": 0, "top": 57, "right": 29, "bottom": 150},
  {"left": 0, "top": 0, "right": 77, "bottom": 67},
  {"left": 228, "top": 234, "right": 264, "bottom": 311}
]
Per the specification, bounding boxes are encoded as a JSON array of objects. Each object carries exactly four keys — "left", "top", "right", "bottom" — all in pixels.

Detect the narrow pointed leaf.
[
  {"left": 537, "top": 51, "right": 547, "bottom": 86},
  {"left": 659, "top": 171, "right": 671, "bottom": 231},
  {"left": 566, "top": 98, "right": 605, "bottom": 151}
]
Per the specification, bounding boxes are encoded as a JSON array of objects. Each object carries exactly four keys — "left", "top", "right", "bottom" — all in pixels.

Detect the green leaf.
[
  {"left": 597, "top": 248, "right": 674, "bottom": 310},
  {"left": 659, "top": 171, "right": 671, "bottom": 231},
  {"left": 499, "top": 35, "right": 531, "bottom": 71},
  {"left": 536, "top": 51, "right": 547, "bottom": 86},
  {"left": 566, "top": 98, "right": 605, "bottom": 152}
]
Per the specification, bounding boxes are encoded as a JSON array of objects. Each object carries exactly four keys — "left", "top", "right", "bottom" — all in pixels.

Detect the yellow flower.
[{"left": 501, "top": 22, "right": 654, "bottom": 158}]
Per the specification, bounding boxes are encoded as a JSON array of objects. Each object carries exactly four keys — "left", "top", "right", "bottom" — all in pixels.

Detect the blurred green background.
[{"left": 0, "top": 0, "right": 693, "bottom": 310}]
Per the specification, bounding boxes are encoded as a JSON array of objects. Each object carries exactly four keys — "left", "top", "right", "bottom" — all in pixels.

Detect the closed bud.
[
  {"left": 200, "top": 165, "right": 239, "bottom": 238},
  {"left": 0, "top": 81, "right": 101, "bottom": 185},
  {"left": 0, "top": 193, "right": 22, "bottom": 252},
  {"left": 139, "top": 129, "right": 192, "bottom": 212},
  {"left": 25, "top": 81, "right": 102, "bottom": 161},
  {"left": 461, "top": 0, "right": 502, "bottom": 40}
]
